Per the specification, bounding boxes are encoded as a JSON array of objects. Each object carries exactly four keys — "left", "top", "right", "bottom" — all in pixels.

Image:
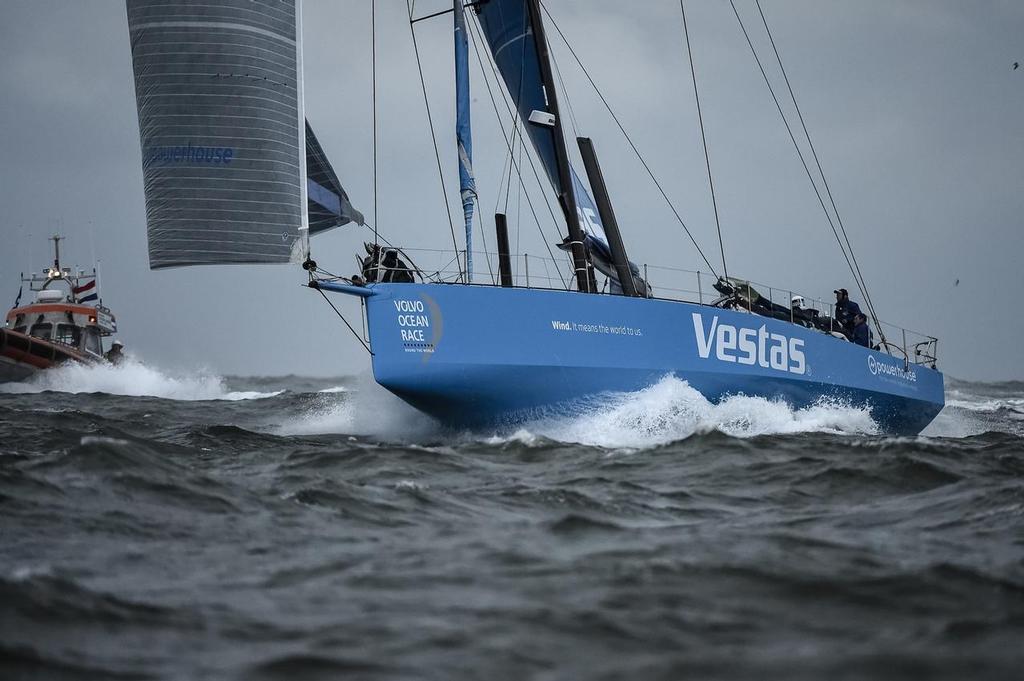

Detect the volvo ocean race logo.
[
  {"left": 867, "top": 355, "right": 917, "bottom": 382},
  {"left": 692, "top": 313, "right": 806, "bottom": 375},
  {"left": 394, "top": 295, "right": 443, "bottom": 359}
]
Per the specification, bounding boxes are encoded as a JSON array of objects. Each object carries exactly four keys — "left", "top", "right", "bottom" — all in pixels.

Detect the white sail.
[{"left": 126, "top": 0, "right": 307, "bottom": 268}]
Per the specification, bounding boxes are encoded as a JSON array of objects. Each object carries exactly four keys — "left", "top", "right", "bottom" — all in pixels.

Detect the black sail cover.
[{"left": 126, "top": 0, "right": 361, "bottom": 268}]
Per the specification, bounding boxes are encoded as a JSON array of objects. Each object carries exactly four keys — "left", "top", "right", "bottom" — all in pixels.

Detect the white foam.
[
  {"left": 945, "top": 397, "right": 1024, "bottom": 413},
  {"left": 274, "top": 372, "right": 436, "bottom": 438},
  {"left": 923, "top": 398, "right": 1024, "bottom": 438},
  {"left": 0, "top": 358, "right": 280, "bottom": 401},
  {"left": 501, "top": 376, "right": 879, "bottom": 449}
]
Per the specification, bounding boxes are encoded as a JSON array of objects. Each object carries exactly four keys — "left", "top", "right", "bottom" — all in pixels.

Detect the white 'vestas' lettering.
[
  {"left": 738, "top": 327, "right": 757, "bottom": 365},
  {"left": 716, "top": 324, "right": 737, "bottom": 362},
  {"left": 790, "top": 338, "right": 805, "bottom": 374},
  {"left": 692, "top": 314, "right": 807, "bottom": 375},
  {"left": 692, "top": 313, "right": 719, "bottom": 359}
]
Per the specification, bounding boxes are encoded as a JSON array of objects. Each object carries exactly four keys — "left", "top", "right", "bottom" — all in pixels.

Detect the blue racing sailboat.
[{"left": 125, "top": 0, "right": 944, "bottom": 435}]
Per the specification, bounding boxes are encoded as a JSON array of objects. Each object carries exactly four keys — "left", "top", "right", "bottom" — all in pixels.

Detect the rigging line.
[
  {"left": 360, "top": 221, "right": 398, "bottom": 249},
  {"left": 539, "top": 1, "right": 718, "bottom": 277},
  {"left": 753, "top": 0, "right": 883, "bottom": 335},
  {"left": 466, "top": 12, "right": 567, "bottom": 283},
  {"left": 478, "top": 216, "right": 496, "bottom": 284},
  {"left": 467, "top": 13, "right": 566, "bottom": 285},
  {"left": 493, "top": 121, "right": 511, "bottom": 215},
  {"left": 515, "top": 137, "right": 523, "bottom": 261},
  {"left": 467, "top": 11, "right": 563, "bottom": 238},
  {"left": 406, "top": 0, "right": 463, "bottom": 281},
  {"left": 500, "top": 97, "right": 519, "bottom": 215},
  {"left": 727, "top": 0, "right": 864, "bottom": 307},
  {"left": 679, "top": 0, "right": 728, "bottom": 281},
  {"left": 503, "top": 19, "right": 529, "bottom": 216},
  {"left": 549, "top": 34, "right": 580, "bottom": 139},
  {"left": 311, "top": 284, "right": 374, "bottom": 355},
  {"left": 371, "top": 0, "right": 378, "bottom": 244}
]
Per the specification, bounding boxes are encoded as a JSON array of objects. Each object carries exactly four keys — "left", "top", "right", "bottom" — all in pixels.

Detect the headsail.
[
  {"left": 306, "top": 121, "right": 364, "bottom": 234},
  {"left": 455, "top": 0, "right": 477, "bottom": 281},
  {"left": 127, "top": 0, "right": 308, "bottom": 268}
]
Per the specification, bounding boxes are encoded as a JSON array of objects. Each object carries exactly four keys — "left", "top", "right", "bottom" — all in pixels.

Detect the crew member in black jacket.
[
  {"left": 834, "top": 288, "right": 862, "bottom": 336},
  {"left": 852, "top": 313, "right": 872, "bottom": 347}
]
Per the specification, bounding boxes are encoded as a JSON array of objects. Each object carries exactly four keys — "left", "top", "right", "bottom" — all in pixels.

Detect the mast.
[
  {"left": 524, "top": 0, "right": 591, "bottom": 293},
  {"left": 454, "top": 0, "right": 476, "bottom": 282}
]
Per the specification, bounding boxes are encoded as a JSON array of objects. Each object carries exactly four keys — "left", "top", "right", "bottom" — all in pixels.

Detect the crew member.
[
  {"left": 105, "top": 339, "right": 125, "bottom": 365},
  {"left": 834, "top": 288, "right": 862, "bottom": 335},
  {"left": 852, "top": 313, "right": 871, "bottom": 347}
]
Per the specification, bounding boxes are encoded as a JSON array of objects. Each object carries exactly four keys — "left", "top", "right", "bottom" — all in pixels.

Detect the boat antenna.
[
  {"left": 50, "top": 234, "right": 63, "bottom": 273},
  {"left": 679, "top": 0, "right": 729, "bottom": 281}
]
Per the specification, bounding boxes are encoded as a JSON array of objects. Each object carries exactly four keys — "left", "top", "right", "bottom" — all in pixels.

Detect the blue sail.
[
  {"left": 455, "top": 1, "right": 476, "bottom": 281},
  {"left": 476, "top": 0, "right": 562, "bottom": 197},
  {"left": 475, "top": 0, "right": 646, "bottom": 293}
]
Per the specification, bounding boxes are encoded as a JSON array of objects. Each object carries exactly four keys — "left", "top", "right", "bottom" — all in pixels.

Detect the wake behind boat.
[
  {"left": 124, "top": 0, "right": 943, "bottom": 434},
  {"left": 1, "top": 236, "right": 119, "bottom": 383}
]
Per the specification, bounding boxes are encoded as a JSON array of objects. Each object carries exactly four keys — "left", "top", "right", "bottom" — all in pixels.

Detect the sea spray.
[
  {"left": 274, "top": 371, "right": 438, "bottom": 438},
  {"left": 0, "top": 358, "right": 280, "bottom": 401},
  {"left": 514, "top": 376, "right": 879, "bottom": 448}
]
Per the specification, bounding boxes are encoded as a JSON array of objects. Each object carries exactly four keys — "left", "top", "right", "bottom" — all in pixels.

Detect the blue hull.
[{"left": 335, "top": 283, "right": 943, "bottom": 435}]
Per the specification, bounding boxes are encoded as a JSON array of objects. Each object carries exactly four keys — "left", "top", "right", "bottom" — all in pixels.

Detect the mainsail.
[{"left": 127, "top": 0, "right": 361, "bottom": 269}]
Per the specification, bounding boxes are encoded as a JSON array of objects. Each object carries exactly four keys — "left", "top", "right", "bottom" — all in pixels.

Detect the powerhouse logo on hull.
[
  {"left": 692, "top": 314, "right": 806, "bottom": 375},
  {"left": 868, "top": 355, "right": 917, "bottom": 382}
]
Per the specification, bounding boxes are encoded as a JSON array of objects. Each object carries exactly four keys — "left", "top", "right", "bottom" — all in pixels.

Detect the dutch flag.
[{"left": 73, "top": 279, "right": 98, "bottom": 304}]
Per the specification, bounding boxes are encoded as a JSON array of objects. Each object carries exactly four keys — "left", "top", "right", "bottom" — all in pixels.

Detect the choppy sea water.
[{"left": 1, "top": 361, "right": 1021, "bottom": 680}]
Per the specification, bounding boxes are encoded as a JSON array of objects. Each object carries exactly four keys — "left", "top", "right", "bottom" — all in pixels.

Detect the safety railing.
[{"left": 359, "top": 247, "right": 939, "bottom": 368}]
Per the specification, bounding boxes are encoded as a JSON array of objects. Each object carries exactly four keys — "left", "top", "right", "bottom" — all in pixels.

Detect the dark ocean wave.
[{"left": 1, "top": 368, "right": 1023, "bottom": 679}]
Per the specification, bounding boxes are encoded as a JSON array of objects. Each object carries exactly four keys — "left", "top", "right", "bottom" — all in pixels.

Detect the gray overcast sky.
[{"left": 1, "top": 0, "right": 1022, "bottom": 381}]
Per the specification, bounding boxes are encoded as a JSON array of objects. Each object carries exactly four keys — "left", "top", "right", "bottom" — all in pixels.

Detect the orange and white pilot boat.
[{"left": 1, "top": 236, "right": 118, "bottom": 383}]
